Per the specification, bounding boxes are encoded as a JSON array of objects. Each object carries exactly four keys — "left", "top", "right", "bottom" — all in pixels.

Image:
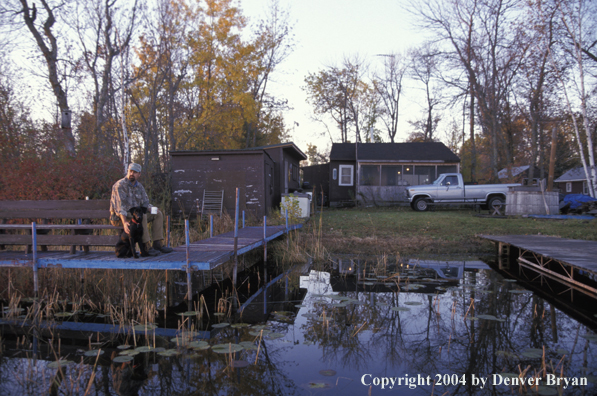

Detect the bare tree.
[
  {"left": 408, "top": 43, "right": 443, "bottom": 142},
  {"left": 373, "top": 52, "right": 408, "bottom": 143},
  {"left": 75, "top": 0, "right": 139, "bottom": 155},
  {"left": 7, "top": 0, "right": 77, "bottom": 154}
]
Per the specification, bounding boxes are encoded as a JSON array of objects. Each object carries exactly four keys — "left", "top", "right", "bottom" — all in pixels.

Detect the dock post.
[
  {"left": 285, "top": 274, "right": 289, "bottom": 300},
  {"left": 166, "top": 216, "right": 171, "bottom": 247},
  {"left": 210, "top": 215, "right": 213, "bottom": 238},
  {"left": 263, "top": 216, "right": 267, "bottom": 263},
  {"left": 243, "top": 211, "right": 245, "bottom": 228},
  {"left": 233, "top": 188, "right": 239, "bottom": 287},
  {"left": 286, "top": 209, "right": 289, "bottom": 248},
  {"left": 185, "top": 220, "right": 192, "bottom": 309},
  {"left": 263, "top": 216, "right": 267, "bottom": 287},
  {"left": 32, "top": 222, "right": 38, "bottom": 298}
]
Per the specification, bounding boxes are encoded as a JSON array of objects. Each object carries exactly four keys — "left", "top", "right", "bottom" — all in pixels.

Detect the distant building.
[
  {"left": 312, "top": 142, "right": 460, "bottom": 207},
  {"left": 498, "top": 165, "right": 542, "bottom": 184},
  {"left": 170, "top": 143, "right": 307, "bottom": 218},
  {"left": 555, "top": 167, "right": 591, "bottom": 196}
]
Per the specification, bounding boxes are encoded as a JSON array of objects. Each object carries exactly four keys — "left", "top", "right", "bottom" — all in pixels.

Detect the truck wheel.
[
  {"left": 414, "top": 197, "right": 430, "bottom": 212},
  {"left": 488, "top": 196, "right": 504, "bottom": 213}
]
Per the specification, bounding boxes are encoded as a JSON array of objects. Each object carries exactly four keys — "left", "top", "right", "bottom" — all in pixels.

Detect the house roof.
[
  {"left": 170, "top": 141, "right": 307, "bottom": 160},
  {"left": 498, "top": 165, "right": 530, "bottom": 179},
  {"left": 329, "top": 142, "right": 460, "bottom": 162},
  {"left": 555, "top": 167, "right": 590, "bottom": 182}
]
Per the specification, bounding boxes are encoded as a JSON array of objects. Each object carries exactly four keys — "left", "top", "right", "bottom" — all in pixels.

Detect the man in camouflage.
[{"left": 110, "top": 163, "right": 173, "bottom": 256}]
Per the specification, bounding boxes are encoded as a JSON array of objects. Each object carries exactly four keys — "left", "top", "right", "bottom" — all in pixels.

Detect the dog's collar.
[{"left": 130, "top": 218, "right": 140, "bottom": 225}]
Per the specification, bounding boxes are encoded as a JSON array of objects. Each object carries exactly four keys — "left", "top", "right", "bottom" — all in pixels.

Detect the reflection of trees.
[{"left": 298, "top": 269, "right": 596, "bottom": 395}]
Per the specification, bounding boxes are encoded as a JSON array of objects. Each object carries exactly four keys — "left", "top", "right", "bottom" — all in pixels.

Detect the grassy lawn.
[{"left": 298, "top": 206, "right": 597, "bottom": 257}]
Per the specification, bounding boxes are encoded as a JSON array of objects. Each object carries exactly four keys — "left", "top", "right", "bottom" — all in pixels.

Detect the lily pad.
[
  {"left": 84, "top": 350, "right": 104, "bottom": 357},
  {"left": 157, "top": 349, "right": 179, "bottom": 357},
  {"left": 319, "top": 369, "right": 337, "bottom": 376},
  {"left": 267, "top": 332, "right": 285, "bottom": 339},
  {"left": 113, "top": 356, "right": 134, "bottom": 363},
  {"left": 48, "top": 360, "right": 74, "bottom": 369},
  {"left": 117, "top": 345, "right": 132, "bottom": 350},
  {"left": 391, "top": 307, "right": 410, "bottom": 312},
  {"left": 211, "top": 343, "right": 244, "bottom": 354},
  {"left": 135, "top": 346, "right": 155, "bottom": 353},
  {"left": 188, "top": 341, "right": 209, "bottom": 349},
  {"left": 133, "top": 324, "right": 157, "bottom": 331},
  {"left": 231, "top": 323, "right": 250, "bottom": 328},
  {"left": 477, "top": 314, "right": 499, "bottom": 320},
  {"left": 404, "top": 301, "right": 422, "bottom": 306},
  {"left": 177, "top": 311, "right": 199, "bottom": 316},
  {"left": 251, "top": 325, "right": 269, "bottom": 330},
  {"left": 212, "top": 323, "right": 230, "bottom": 328},
  {"left": 213, "top": 312, "right": 225, "bottom": 317},
  {"left": 306, "top": 382, "right": 332, "bottom": 389}
]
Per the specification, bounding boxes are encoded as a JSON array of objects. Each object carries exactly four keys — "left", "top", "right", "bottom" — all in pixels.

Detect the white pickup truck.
[{"left": 406, "top": 173, "right": 519, "bottom": 212}]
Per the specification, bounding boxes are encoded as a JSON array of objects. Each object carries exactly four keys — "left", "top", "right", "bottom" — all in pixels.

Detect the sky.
[{"left": 239, "top": 0, "right": 425, "bottom": 156}]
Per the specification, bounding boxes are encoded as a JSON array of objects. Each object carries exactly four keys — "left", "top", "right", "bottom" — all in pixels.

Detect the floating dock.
[{"left": 480, "top": 234, "right": 597, "bottom": 298}]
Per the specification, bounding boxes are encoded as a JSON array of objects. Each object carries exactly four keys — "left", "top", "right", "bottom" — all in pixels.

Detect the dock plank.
[{"left": 480, "top": 235, "right": 597, "bottom": 275}]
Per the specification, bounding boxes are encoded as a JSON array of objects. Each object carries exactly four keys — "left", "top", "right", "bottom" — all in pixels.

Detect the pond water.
[{"left": 1, "top": 257, "right": 597, "bottom": 395}]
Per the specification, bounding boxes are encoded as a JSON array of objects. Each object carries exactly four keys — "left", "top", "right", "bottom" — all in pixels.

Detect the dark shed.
[
  {"left": 302, "top": 163, "right": 330, "bottom": 204},
  {"left": 328, "top": 142, "right": 461, "bottom": 206},
  {"left": 170, "top": 143, "right": 306, "bottom": 218},
  {"left": 262, "top": 143, "right": 308, "bottom": 207}
]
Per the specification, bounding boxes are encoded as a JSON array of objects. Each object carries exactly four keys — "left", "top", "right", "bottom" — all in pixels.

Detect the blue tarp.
[
  {"left": 563, "top": 194, "right": 597, "bottom": 209},
  {"left": 529, "top": 214, "right": 595, "bottom": 220}
]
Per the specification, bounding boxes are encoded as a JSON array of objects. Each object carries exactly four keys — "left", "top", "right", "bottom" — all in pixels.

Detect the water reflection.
[{"left": 1, "top": 260, "right": 596, "bottom": 395}]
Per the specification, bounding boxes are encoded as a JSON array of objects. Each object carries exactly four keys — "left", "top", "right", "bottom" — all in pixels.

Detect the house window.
[
  {"left": 339, "top": 165, "right": 354, "bottom": 186},
  {"left": 359, "top": 165, "right": 380, "bottom": 186},
  {"left": 437, "top": 165, "right": 458, "bottom": 176},
  {"left": 333, "top": 168, "right": 337, "bottom": 180},
  {"left": 566, "top": 182, "right": 572, "bottom": 193},
  {"left": 583, "top": 181, "right": 588, "bottom": 194},
  {"left": 381, "top": 165, "right": 402, "bottom": 186},
  {"left": 402, "top": 165, "right": 415, "bottom": 186},
  {"left": 415, "top": 166, "right": 436, "bottom": 185}
]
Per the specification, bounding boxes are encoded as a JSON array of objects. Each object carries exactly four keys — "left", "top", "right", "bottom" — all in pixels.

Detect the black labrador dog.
[{"left": 115, "top": 207, "right": 148, "bottom": 258}]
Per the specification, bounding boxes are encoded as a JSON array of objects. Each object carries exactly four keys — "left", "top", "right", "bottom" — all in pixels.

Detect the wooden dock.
[
  {"left": 480, "top": 234, "right": 597, "bottom": 297},
  {"left": 0, "top": 224, "right": 301, "bottom": 271}
]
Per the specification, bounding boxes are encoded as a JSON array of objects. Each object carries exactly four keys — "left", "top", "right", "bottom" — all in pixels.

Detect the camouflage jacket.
[{"left": 110, "top": 177, "right": 151, "bottom": 219}]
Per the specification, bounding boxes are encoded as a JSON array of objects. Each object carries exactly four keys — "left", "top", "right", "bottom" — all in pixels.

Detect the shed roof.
[
  {"left": 170, "top": 142, "right": 307, "bottom": 160},
  {"left": 329, "top": 142, "right": 460, "bottom": 162},
  {"left": 555, "top": 167, "right": 589, "bottom": 182}
]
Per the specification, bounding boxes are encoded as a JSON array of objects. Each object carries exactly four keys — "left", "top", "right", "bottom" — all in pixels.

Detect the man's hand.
[
  {"left": 119, "top": 214, "right": 131, "bottom": 235},
  {"left": 123, "top": 221, "right": 131, "bottom": 235}
]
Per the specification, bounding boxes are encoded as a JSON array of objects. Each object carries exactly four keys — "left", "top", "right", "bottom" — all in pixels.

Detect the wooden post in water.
[
  {"left": 210, "top": 215, "right": 213, "bottom": 238},
  {"left": 32, "top": 222, "right": 38, "bottom": 298},
  {"left": 243, "top": 211, "right": 245, "bottom": 228},
  {"left": 233, "top": 188, "right": 239, "bottom": 287},
  {"left": 185, "top": 220, "right": 192, "bottom": 309}
]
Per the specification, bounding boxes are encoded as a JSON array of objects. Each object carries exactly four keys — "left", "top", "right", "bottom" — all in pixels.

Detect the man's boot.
[
  {"left": 142, "top": 242, "right": 160, "bottom": 257},
  {"left": 153, "top": 240, "right": 173, "bottom": 253}
]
